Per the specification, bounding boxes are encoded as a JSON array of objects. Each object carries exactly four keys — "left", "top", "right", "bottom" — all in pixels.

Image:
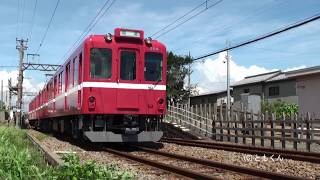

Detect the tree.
[{"left": 166, "top": 51, "right": 198, "bottom": 103}]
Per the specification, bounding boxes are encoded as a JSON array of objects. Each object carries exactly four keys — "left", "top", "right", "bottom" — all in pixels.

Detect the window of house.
[
  {"left": 144, "top": 52, "right": 162, "bottom": 81},
  {"left": 90, "top": 48, "right": 112, "bottom": 79},
  {"left": 244, "top": 89, "right": 250, "bottom": 93},
  {"left": 269, "top": 86, "right": 280, "bottom": 96}
]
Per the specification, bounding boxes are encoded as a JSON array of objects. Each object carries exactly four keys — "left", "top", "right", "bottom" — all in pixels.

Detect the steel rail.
[
  {"left": 103, "top": 147, "right": 221, "bottom": 180},
  {"left": 161, "top": 138, "right": 320, "bottom": 164},
  {"left": 136, "top": 146, "right": 308, "bottom": 180},
  {"left": 26, "top": 131, "right": 63, "bottom": 166}
]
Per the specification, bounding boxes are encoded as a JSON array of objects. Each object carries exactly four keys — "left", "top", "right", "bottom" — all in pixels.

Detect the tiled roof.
[
  {"left": 231, "top": 71, "right": 281, "bottom": 87},
  {"left": 286, "top": 66, "right": 320, "bottom": 78}
]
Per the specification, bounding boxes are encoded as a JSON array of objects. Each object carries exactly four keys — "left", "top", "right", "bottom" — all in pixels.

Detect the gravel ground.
[
  {"left": 28, "top": 130, "right": 185, "bottom": 180},
  {"left": 29, "top": 130, "right": 320, "bottom": 179},
  {"left": 158, "top": 142, "right": 320, "bottom": 179}
]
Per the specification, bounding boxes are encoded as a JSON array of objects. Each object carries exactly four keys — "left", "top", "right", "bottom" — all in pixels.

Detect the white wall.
[{"left": 296, "top": 74, "right": 320, "bottom": 118}]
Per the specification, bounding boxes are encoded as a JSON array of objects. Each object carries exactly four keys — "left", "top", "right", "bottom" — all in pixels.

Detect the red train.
[{"left": 28, "top": 28, "right": 167, "bottom": 142}]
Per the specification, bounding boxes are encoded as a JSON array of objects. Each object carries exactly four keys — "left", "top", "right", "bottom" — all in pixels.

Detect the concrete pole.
[
  {"left": 1, "top": 80, "right": 3, "bottom": 105},
  {"left": 226, "top": 41, "right": 231, "bottom": 121},
  {"left": 188, "top": 51, "right": 191, "bottom": 107},
  {"left": 16, "top": 38, "right": 28, "bottom": 128}
]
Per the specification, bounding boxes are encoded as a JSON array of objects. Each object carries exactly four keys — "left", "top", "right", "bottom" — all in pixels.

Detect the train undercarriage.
[{"left": 29, "top": 114, "right": 163, "bottom": 142}]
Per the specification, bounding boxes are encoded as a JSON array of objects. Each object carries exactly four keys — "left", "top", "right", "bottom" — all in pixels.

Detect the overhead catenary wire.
[
  {"left": 58, "top": 0, "right": 116, "bottom": 65},
  {"left": 153, "top": 0, "right": 223, "bottom": 39},
  {"left": 16, "top": 0, "right": 21, "bottom": 38},
  {"left": 193, "top": 12, "right": 320, "bottom": 61},
  {"left": 35, "top": 0, "right": 61, "bottom": 54},
  {"left": 20, "top": 0, "right": 26, "bottom": 37},
  {"left": 151, "top": 0, "right": 209, "bottom": 38},
  {"left": 172, "top": 0, "right": 283, "bottom": 53},
  {"left": 28, "top": 0, "right": 38, "bottom": 41}
]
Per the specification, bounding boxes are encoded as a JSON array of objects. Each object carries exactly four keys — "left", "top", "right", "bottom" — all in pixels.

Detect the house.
[
  {"left": 189, "top": 89, "right": 233, "bottom": 106},
  {"left": 286, "top": 66, "right": 320, "bottom": 118},
  {"left": 231, "top": 70, "right": 298, "bottom": 105}
]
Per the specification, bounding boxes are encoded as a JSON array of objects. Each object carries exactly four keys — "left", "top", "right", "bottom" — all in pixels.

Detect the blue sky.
[{"left": 1, "top": 0, "right": 320, "bottom": 97}]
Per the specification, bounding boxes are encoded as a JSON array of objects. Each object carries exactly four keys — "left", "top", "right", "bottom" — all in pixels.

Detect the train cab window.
[
  {"left": 144, "top": 52, "right": 162, "bottom": 81},
  {"left": 120, "top": 51, "right": 136, "bottom": 80},
  {"left": 90, "top": 48, "right": 112, "bottom": 79}
]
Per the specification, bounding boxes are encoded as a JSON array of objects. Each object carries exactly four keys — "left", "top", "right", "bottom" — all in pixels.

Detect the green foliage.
[
  {"left": 52, "top": 154, "right": 134, "bottom": 180},
  {"left": 0, "top": 127, "right": 134, "bottom": 180},
  {"left": 261, "top": 101, "right": 298, "bottom": 117},
  {"left": 0, "top": 127, "right": 50, "bottom": 180},
  {"left": 167, "top": 51, "right": 198, "bottom": 103},
  {"left": 0, "top": 101, "right": 6, "bottom": 111}
]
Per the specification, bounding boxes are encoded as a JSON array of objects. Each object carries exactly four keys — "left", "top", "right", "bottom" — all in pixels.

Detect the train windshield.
[
  {"left": 120, "top": 51, "right": 136, "bottom": 80},
  {"left": 90, "top": 48, "right": 112, "bottom": 79},
  {"left": 144, "top": 52, "right": 162, "bottom": 82}
]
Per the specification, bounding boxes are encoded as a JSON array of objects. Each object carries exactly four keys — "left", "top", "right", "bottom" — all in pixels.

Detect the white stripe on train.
[{"left": 28, "top": 82, "right": 166, "bottom": 114}]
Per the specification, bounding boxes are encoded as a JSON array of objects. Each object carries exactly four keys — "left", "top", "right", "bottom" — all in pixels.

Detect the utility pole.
[
  {"left": 16, "top": 38, "right": 28, "bottom": 128},
  {"left": 188, "top": 51, "right": 191, "bottom": 107},
  {"left": 1, "top": 80, "right": 3, "bottom": 105},
  {"left": 226, "top": 41, "right": 231, "bottom": 121}
]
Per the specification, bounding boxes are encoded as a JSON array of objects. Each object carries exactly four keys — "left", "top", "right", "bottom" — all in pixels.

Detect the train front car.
[{"left": 80, "top": 28, "right": 167, "bottom": 142}]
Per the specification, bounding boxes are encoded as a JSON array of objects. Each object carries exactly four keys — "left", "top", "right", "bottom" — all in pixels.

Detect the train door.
[{"left": 116, "top": 49, "right": 140, "bottom": 110}]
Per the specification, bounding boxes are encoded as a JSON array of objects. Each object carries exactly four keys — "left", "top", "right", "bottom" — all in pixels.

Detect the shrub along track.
[{"left": 161, "top": 137, "right": 320, "bottom": 164}]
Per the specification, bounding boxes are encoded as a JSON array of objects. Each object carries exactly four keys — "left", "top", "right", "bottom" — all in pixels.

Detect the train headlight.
[
  {"left": 104, "top": 33, "right": 112, "bottom": 42},
  {"left": 158, "top": 98, "right": 164, "bottom": 105},
  {"left": 88, "top": 96, "right": 96, "bottom": 110},
  {"left": 145, "top": 37, "right": 152, "bottom": 45}
]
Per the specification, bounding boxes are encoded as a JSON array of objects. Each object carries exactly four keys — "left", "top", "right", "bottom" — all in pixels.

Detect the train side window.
[
  {"left": 90, "top": 48, "right": 112, "bottom": 79},
  {"left": 144, "top": 52, "right": 162, "bottom": 82},
  {"left": 54, "top": 76, "right": 57, "bottom": 97},
  {"left": 79, "top": 53, "right": 82, "bottom": 83},
  {"left": 66, "top": 63, "right": 70, "bottom": 90},
  {"left": 120, "top": 51, "right": 136, "bottom": 80},
  {"left": 74, "top": 57, "right": 79, "bottom": 85}
]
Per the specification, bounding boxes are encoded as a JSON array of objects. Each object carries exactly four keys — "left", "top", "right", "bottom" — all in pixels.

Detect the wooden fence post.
[
  {"left": 243, "top": 107, "right": 247, "bottom": 145},
  {"left": 261, "top": 113, "right": 265, "bottom": 147},
  {"left": 281, "top": 112, "right": 286, "bottom": 149},
  {"left": 219, "top": 104, "right": 223, "bottom": 141},
  {"left": 195, "top": 104, "right": 198, "bottom": 130},
  {"left": 293, "top": 113, "right": 298, "bottom": 151},
  {"left": 235, "top": 112, "right": 239, "bottom": 143},
  {"left": 271, "top": 113, "right": 275, "bottom": 149},
  {"left": 212, "top": 103, "right": 217, "bottom": 140},
  {"left": 251, "top": 110, "right": 255, "bottom": 146},
  {"left": 208, "top": 103, "right": 212, "bottom": 135},
  {"left": 199, "top": 104, "right": 203, "bottom": 134},
  {"left": 306, "top": 112, "right": 311, "bottom": 152}
]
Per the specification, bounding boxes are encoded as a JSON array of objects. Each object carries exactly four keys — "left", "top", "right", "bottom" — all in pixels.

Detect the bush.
[
  {"left": 53, "top": 154, "right": 134, "bottom": 180},
  {"left": 261, "top": 101, "right": 298, "bottom": 117},
  {"left": 0, "top": 127, "right": 134, "bottom": 180}
]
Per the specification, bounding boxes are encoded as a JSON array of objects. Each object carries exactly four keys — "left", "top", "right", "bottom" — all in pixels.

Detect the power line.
[
  {"left": 35, "top": 0, "right": 61, "bottom": 54},
  {"left": 172, "top": 0, "right": 282, "bottom": 52},
  {"left": 28, "top": 0, "right": 38, "bottom": 40},
  {"left": 193, "top": 13, "right": 320, "bottom": 61},
  {"left": 58, "top": 0, "right": 116, "bottom": 65},
  {"left": 151, "top": 1, "right": 208, "bottom": 38},
  {"left": 153, "top": 0, "right": 223, "bottom": 39},
  {"left": 16, "top": 0, "right": 21, "bottom": 38},
  {"left": 20, "top": 0, "right": 26, "bottom": 37}
]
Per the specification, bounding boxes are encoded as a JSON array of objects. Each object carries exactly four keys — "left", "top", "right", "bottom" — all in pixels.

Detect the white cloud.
[
  {"left": 194, "top": 52, "right": 277, "bottom": 94},
  {"left": 0, "top": 70, "right": 44, "bottom": 111},
  {"left": 284, "top": 65, "right": 307, "bottom": 72}
]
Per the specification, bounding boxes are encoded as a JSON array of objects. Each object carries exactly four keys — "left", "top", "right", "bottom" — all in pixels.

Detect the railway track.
[
  {"left": 104, "top": 145, "right": 308, "bottom": 180},
  {"left": 161, "top": 137, "right": 320, "bottom": 164}
]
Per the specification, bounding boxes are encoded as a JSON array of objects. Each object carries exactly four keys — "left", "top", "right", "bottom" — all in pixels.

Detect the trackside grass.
[{"left": 0, "top": 127, "right": 134, "bottom": 180}]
